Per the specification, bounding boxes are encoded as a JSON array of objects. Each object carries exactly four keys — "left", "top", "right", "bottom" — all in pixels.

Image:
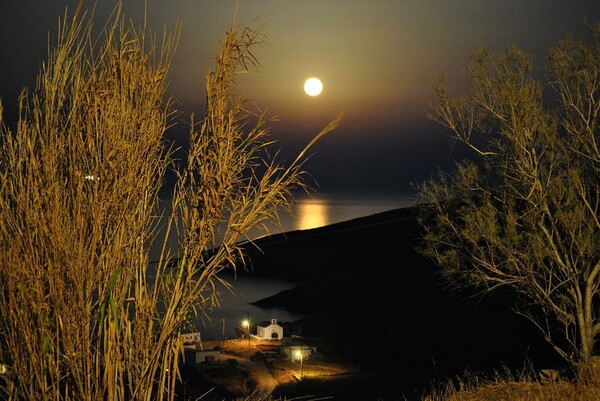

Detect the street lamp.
[
  {"left": 242, "top": 319, "right": 250, "bottom": 345},
  {"left": 295, "top": 349, "right": 303, "bottom": 379}
]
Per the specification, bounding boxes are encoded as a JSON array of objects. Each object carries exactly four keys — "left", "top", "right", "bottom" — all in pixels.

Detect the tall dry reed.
[{"left": 0, "top": 3, "right": 341, "bottom": 400}]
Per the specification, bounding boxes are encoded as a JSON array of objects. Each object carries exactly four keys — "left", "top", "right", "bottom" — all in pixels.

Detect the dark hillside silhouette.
[{"left": 234, "top": 206, "right": 565, "bottom": 399}]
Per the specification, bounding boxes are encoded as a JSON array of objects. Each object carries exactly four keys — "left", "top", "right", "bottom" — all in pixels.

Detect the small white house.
[
  {"left": 256, "top": 318, "right": 283, "bottom": 340},
  {"left": 184, "top": 347, "right": 221, "bottom": 365},
  {"left": 282, "top": 342, "right": 316, "bottom": 361}
]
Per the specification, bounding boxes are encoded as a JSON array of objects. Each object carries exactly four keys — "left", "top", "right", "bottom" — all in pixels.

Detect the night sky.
[{"left": 2, "top": 1, "right": 600, "bottom": 196}]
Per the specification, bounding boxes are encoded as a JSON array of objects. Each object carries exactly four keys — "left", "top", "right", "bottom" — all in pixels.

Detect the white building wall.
[
  {"left": 184, "top": 349, "right": 220, "bottom": 365},
  {"left": 283, "top": 345, "right": 316, "bottom": 361},
  {"left": 257, "top": 319, "right": 284, "bottom": 339}
]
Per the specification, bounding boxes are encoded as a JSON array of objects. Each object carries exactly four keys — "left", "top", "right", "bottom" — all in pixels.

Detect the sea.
[
  {"left": 247, "top": 190, "right": 418, "bottom": 238},
  {"left": 155, "top": 191, "right": 419, "bottom": 340}
]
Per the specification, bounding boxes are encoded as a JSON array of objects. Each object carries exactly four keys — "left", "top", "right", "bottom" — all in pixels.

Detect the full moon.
[{"left": 304, "top": 77, "right": 323, "bottom": 96}]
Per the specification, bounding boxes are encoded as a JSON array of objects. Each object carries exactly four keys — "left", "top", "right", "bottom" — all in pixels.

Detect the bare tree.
[
  {"left": 0, "top": 4, "right": 341, "bottom": 401},
  {"left": 419, "top": 23, "right": 600, "bottom": 368}
]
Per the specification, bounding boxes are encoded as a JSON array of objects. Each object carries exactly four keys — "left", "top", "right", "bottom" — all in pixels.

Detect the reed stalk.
[{"left": 0, "top": 3, "right": 341, "bottom": 400}]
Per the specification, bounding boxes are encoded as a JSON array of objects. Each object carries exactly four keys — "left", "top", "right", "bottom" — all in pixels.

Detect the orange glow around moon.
[{"left": 304, "top": 77, "right": 323, "bottom": 96}]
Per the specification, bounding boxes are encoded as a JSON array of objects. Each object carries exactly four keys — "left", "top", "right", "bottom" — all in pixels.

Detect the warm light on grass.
[{"left": 422, "top": 369, "right": 600, "bottom": 401}]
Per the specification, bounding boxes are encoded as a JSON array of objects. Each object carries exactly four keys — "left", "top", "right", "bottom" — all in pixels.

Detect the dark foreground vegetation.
[{"left": 236, "top": 205, "right": 565, "bottom": 400}]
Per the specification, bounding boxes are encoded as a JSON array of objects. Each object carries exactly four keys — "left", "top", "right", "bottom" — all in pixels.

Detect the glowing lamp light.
[
  {"left": 295, "top": 349, "right": 304, "bottom": 378},
  {"left": 242, "top": 318, "right": 250, "bottom": 345}
]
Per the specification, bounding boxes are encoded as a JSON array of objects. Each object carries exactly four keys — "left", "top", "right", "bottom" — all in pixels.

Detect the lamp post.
[
  {"left": 246, "top": 312, "right": 250, "bottom": 345},
  {"left": 242, "top": 317, "right": 250, "bottom": 345},
  {"left": 295, "top": 349, "right": 303, "bottom": 379}
]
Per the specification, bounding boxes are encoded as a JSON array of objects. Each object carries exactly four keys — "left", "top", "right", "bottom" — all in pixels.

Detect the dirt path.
[{"left": 222, "top": 353, "right": 277, "bottom": 393}]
